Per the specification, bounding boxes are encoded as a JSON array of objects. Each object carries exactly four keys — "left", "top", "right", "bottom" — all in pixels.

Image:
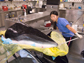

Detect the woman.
[
  {"left": 49, "top": 11, "right": 83, "bottom": 63},
  {"left": 50, "top": 11, "right": 82, "bottom": 47}
]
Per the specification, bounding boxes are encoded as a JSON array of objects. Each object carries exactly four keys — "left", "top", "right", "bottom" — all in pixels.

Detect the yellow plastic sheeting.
[
  {"left": 50, "top": 31, "right": 69, "bottom": 57},
  {"left": 17, "top": 31, "right": 68, "bottom": 57},
  {"left": 0, "top": 30, "right": 6, "bottom": 36},
  {"left": 0, "top": 31, "right": 69, "bottom": 63},
  {"left": 0, "top": 39, "right": 22, "bottom": 63}
]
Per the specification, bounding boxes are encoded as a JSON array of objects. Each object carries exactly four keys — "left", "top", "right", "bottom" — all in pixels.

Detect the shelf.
[
  {"left": 0, "top": 0, "right": 46, "bottom": 2},
  {"left": 0, "top": 1, "right": 12, "bottom": 2},
  {"left": 0, "top": 1, "right": 38, "bottom": 4},
  {"left": 0, "top": 0, "right": 46, "bottom": 3},
  {"left": 60, "top": 2, "right": 83, "bottom": 4},
  {"left": 60, "top": 2, "right": 82, "bottom": 3}
]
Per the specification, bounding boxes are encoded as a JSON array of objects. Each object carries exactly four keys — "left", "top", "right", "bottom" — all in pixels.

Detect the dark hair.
[{"left": 50, "top": 11, "right": 58, "bottom": 16}]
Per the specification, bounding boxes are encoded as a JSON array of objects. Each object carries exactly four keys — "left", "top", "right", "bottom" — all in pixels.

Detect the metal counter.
[
  {"left": 0, "top": 9, "right": 23, "bottom": 27},
  {"left": 5, "top": 11, "right": 51, "bottom": 34}
]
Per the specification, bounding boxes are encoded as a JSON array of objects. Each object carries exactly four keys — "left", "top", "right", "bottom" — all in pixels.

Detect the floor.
[
  {"left": 67, "top": 53, "right": 84, "bottom": 63},
  {"left": 7, "top": 52, "right": 84, "bottom": 63},
  {"left": 0, "top": 26, "right": 5, "bottom": 31}
]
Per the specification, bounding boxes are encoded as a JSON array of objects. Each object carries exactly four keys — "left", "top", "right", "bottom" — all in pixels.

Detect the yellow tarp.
[
  {"left": 0, "top": 30, "right": 6, "bottom": 36},
  {"left": 0, "top": 31, "right": 69, "bottom": 63},
  {"left": 50, "top": 31, "right": 69, "bottom": 56}
]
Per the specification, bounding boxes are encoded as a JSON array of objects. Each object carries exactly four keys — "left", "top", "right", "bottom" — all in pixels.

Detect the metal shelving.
[{"left": 60, "top": 2, "right": 82, "bottom": 3}]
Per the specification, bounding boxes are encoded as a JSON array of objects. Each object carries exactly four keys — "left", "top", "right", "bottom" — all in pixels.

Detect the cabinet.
[
  {"left": 65, "top": 9, "right": 83, "bottom": 22},
  {"left": 16, "top": 10, "right": 23, "bottom": 16},
  {"left": 0, "top": 12, "right": 5, "bottom": 27},
  {"left": 0, "top": 10, "right": 23, "bottom": 27},
  {"left": 1, "top": 12, "right": 5, "bottom": 26}
]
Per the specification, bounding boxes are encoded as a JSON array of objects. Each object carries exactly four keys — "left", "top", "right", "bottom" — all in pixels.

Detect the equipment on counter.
[
  {"left": 2, "top": 6, "right": 8, "bottom": 11},
  {"left": 8, "top": 0, "right": 13, "bottom": 1},
  {"left": 44, "top": 20, "right": 51, "bottom": 27},
  {"left": 47, "top": 0, "right": 60, "bottom": 5},
  {"left": 22, "top": 4, "right": 27, "bottom": 9},
  {"left": 27, "top": 6, "right": 32, "bottom": 14},
  {"left": 21, "top": 5, "right": 32, "bottom": 14}
]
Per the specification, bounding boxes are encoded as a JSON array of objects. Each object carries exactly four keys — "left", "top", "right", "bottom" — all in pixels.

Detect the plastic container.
[
  {"left": 44, "top": 21, "right": 51, "bottom": 27},
  {"left": 69, "top": 5, "right": 71, "bottom": 9},
  {"left": 5, "top": 14, "right": 9, "bottom": 19},
  {"left": 82, "top": 21, "right": 84, "bottom": 32}
]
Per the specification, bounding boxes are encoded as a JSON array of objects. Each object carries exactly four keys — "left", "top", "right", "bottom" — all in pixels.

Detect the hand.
[{"left": 75, "top": 33, "right": 83, "bottom": 39}]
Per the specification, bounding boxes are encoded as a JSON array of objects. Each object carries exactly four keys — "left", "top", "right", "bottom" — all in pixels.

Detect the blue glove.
[{"left": 1, "top": 36, "right": 12, "bottom": 44}]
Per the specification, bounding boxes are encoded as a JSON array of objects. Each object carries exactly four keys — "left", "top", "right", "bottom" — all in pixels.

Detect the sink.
[
  {"left": 12, "top": 18, "right": 18, "bottom": 21},
  {"left": 77, "top": 31, "right": 84, "bottom": 35}
]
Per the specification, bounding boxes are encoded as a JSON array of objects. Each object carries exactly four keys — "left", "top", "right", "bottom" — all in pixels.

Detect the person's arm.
[
  {"left": 66, "top": 25, "right": 82, "bottom": 38},
  {"left": 56, "top": 27, "right": 58, "bottom": 29},
  {"left": 66, "top": 25, "right": 76, "bottom": 33}
]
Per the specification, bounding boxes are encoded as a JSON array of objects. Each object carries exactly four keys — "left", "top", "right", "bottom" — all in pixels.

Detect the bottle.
[
  {"left": 35, "top": 0, "right": 39, "bottom": 8},
  {"left": 69, "top": 5, "right": 71, "bottom": 9},
  {"left": 24, "top": 9, "right": 26, "bottom": 16},
  {"left": 60, "top": 0, "right": 62, "bottom": 2},
  {"left": 5, "top": 14, "right": 9, "bottom": 19},
  {"left": 82, "top": 21, "right": 84, "bottom": 32},
  {"left": 70, "top": 22, "right": 72, "bottom": 26}
]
